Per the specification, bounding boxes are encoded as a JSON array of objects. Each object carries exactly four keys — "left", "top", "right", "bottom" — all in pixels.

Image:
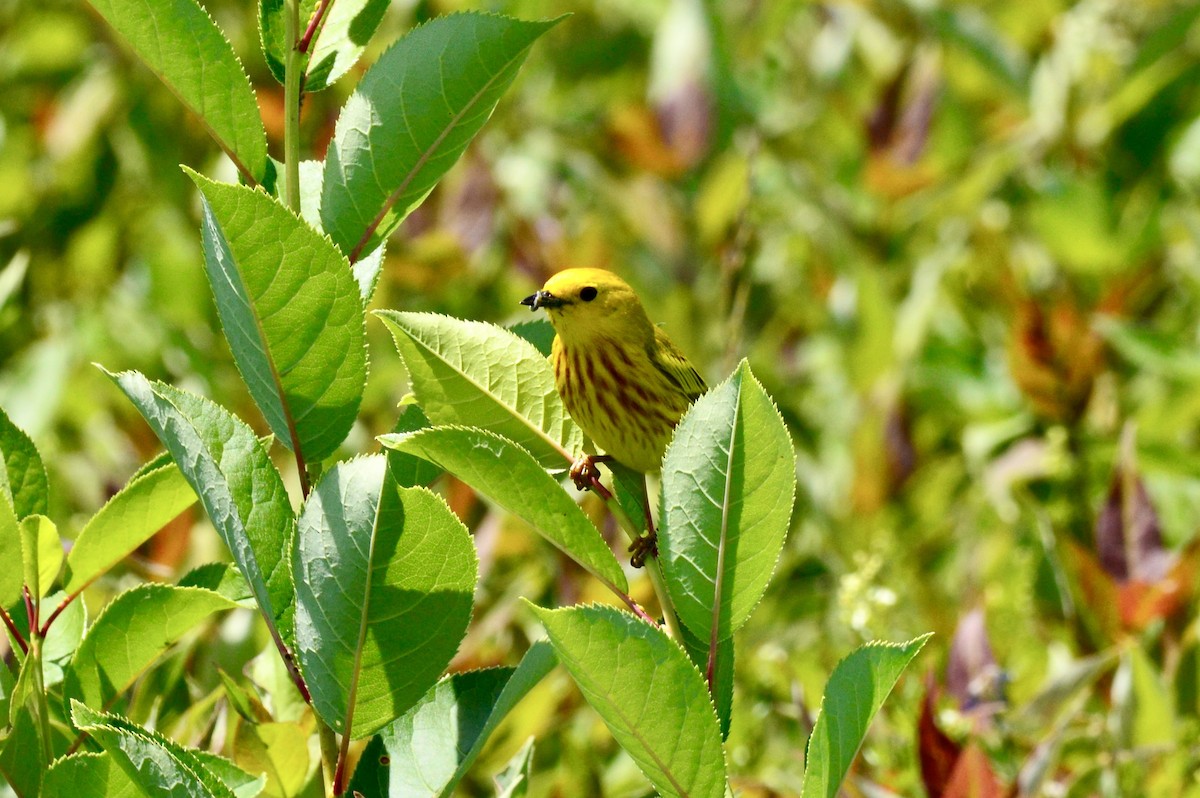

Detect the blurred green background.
[{"left": 4, "top": 0, "right": 1200, "bottom": 794}]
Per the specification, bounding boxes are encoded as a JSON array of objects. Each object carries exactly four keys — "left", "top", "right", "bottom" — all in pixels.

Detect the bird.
[{"left": 521, "top": 268, "right": 706, "bottom": 565}]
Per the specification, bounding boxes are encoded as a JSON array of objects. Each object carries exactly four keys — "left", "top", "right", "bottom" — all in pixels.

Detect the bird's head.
[{"left": 520, "top": 268, "right": 652, "bottom": 344}]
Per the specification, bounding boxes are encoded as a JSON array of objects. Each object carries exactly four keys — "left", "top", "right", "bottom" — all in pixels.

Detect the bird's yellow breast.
[{"left": 552, "top": 335, "right": 692, "bottom": 473}]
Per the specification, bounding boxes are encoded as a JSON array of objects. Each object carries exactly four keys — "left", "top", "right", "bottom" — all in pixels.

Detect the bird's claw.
[
  {"left": 628, "top": 532, "right": 657, "bottom": 569},
  {"left": 569, "top": 454, "right": 603, "bottom": 491}
]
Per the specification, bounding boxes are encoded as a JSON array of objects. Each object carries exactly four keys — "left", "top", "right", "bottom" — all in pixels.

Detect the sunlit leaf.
[
  {"left": 64, "top": 461, "right": 198, "bottom": 595},
  {"left": 380, "top": 426, "right": 627, "bottom": 593},
  {"left": 321, "top": 13, "right": 561, "bottom": 260},
  {"left": 86, "top": 0, "right": 267, "bottom": 181},
  {"left": 376, "top": 311, "right": 583, "bottom": 469},
  {"left": 64, "top": 583, "right": 237, "bottom": 711},
  {"left": 188, "top": 171, "right": 367, "bottom": 462},
  {"left": 0, "top": 406, "right": 48, "bottom": 518},
  {"left": 801, "top": 635, "right": 929, "bottom": 798},
  {"left": 43, "top": 753, "right": 142, "bottom": 798},
  {"left": 71, "top": 702, "right": 258, "bottom": 798},
  {"left": 294, "top": 456, "right": 477, "bottom": 739},
  {"left": 660, "top": 360, "right": 795, "bottom": 642},
  {"left": 107, "top": 370, "right": 296, "bottom": 648},
  {"left": 529, "top": 603, "right": 726, "bottom": 798}
]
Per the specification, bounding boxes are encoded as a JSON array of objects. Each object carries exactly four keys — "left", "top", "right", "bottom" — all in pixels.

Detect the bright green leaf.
[
  {"left": 43, "top": 752, "right": 143, "bottom": 798},
  {"left": 0, "top": 494, "right": 21, "bottom": 608},
  {"left": 85, "top": 0, "right": 267, "bottom": 181},
  {"left": 107, "top": 369, "right": 296, "bottom": 648},
  {"left": 64, "top": 461, "right": 198, "bottom": 595},
  {"left": 660, "top": 360, "right": 795, "bottom": 642},
  {"left": 294, "top": 456, "right": 477, "bottom": 739},
  {"left": 380, "top": 426, "right": 627, "bottom": 594},
  {"left": 41, "top": 589, "right": 86, "bottom": 688},
  {"left": 356, "top": 641, "right": 556, "bottom": 798},
  {"left": 64, "top": 583, "right": 237, "bottom": 711},
  {"left": 321, "top": 13, "right": 561, "bottom": 260},
  {"left": 187, "top": 171, "right": 367, "bottom": 462},
  {"left": 800, "top": 635, "right": 930, "bottom": 798},
  {"left": 232, "top": 721, "right": 311, "bottom": 798},
  {"left": 529, "top": 603, "right": 726, "bottom": 798},
  {"left": 0, "top": 406, "right": 48, "bottom": 518},
  {"left": 376, "top": 311, "right": 583, "bottom": 469},
  {"left": 21, "top": 514, "right": 62, "bottom": 598}
]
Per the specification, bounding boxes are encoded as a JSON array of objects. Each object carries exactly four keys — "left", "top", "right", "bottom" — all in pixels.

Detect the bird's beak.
[{"left": 520, "top": 290, "right": 563, "bottom": 311}]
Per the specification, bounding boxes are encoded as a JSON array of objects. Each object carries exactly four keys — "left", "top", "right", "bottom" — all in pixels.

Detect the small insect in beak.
[{"left": 520, "top": 290, "right": 563, "bottom": 311}]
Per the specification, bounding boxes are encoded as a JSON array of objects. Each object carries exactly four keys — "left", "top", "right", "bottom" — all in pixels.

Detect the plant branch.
[
  {"left": 318, "top": 721, "right": 340, "bottom": 795},
  {"left": 0, "top": 603, "right": 27, "bottom": 654},
  {"left": 283, "top": 0, "right": 303, "bottom": 215},
  {"left": 297, "top": 0, "right": 335, "bottom": 55},
  {"left": 23, "top": 585, "right": 37, "bottom": 633}
]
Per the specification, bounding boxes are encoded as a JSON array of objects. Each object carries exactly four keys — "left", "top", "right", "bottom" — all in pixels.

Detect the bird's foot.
[
  {"left": 569, "top": 454, "right": 604, "bottom": 491},
  {"left": 628, "top": 532, "right": 657, "bottom": 569}
]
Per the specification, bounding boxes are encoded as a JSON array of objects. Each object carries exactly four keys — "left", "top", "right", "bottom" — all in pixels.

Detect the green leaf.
[
  {"left": 63, "top": 583, "right": 237, "bottom": 711},
  {"left": 607, "top": 460, "right": 651, "bottom": 538},
  {"left": 0, "top": 695, "right": 44, "bottom": 797},
  {"left": 187, "top": 171, "right": 367, "bottom": 462},
  {"left": 0, "top": 494, "right": 21, "bottom": 608},
  {"left": 41, "top": 590, "right": 87, "bottom": 688},
  {"left": 231, "top": 721, "right": 311, "bottom": 798},
  {"left": 680, "top": 623, "right": 733, "bottom": 740},
  {"left": 85, "top": 0, "right": 267, "bottom": 182},
  {"left": 529, "top": 603, "right": 726, "bottom": 798},
  {"left": 376, "top": 311, "right": 583, "bottom": 469},
  {"left": 64, "top": 461, "right": 198, "bottom": 595},
  {"left": 384, "top": 400, "right": 441, "bottom": 489},
  {"left": 354, "top": 642, "right": 556, "bottom": 798},
  {"left": 107, "top": 369, "right": 296, "bottom": 648},
  {"left": 508, "top": 319, "right": 556, "bottom": 358},
  {"left": 260, "top": 0, "right": 389, "bottom": 91},
  {"left": 800, "top": 635, "right": 930, "bottom": 798},
  {"left": 380, "top": 427, "right": 627, "bottom": 594},
  {"left": 294, "top": 456, "right": 477, "bottom": 739},
  {"left": 178, "top": 563, "right": 254, "bottom": 603},
  {"left": 43, "top": 753, "right": 143, "bottom": 798},
  {"left": 321, "top": 13, "right": 561, "bottom": 260},
  {"left": 71, "top": 701, "right": 256, "bottom": 798},
  {"left": 297, "top": 160, "right": 385, "bottom": 302},
  {"left": 21, "top": 514, "right": 62, "bottom": 598},
  {"left": 660, "top": 360, "right": 796, "bottom": 642},
  {"left": 0, "top": 406, "right": 48, "bottom": 518}
]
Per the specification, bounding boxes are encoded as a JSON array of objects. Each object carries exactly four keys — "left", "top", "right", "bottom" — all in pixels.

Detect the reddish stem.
[
  {"left": 0, "top": 604, "right": 27, "bottom": 654},
  {"left": 297, "top": 0, "right": 334, "bottom": 55}
]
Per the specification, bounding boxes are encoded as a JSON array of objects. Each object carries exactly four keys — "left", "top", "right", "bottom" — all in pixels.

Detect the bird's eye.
[{"left": 580, "top": 286, "right": 598, "bottom": 302}]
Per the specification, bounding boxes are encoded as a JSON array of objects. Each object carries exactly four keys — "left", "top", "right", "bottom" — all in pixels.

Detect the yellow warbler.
[{"left": 521, "top": 268, "right": 706, "bottom": 562}]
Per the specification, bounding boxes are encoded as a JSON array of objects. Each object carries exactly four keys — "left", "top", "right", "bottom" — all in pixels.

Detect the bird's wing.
[{"left": 648, "top": 326, "right": 707, "bottom": 402}]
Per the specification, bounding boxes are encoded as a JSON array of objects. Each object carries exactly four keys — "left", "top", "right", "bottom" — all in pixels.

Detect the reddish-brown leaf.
[
  {"left": 919, "top": 675, "right": 962, "bottom": 798},
  {"left": 941, "top": 743, "right": 1006, "bottom": 798}
]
